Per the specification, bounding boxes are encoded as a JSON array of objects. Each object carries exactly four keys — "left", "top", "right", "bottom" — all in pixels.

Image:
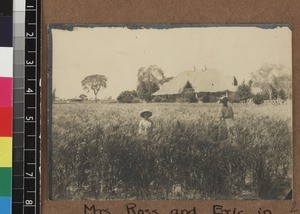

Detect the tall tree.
[
  {"left": 251, "top": 64, "right": 280, "bottom": 100},
  {"left": 251, "top": 63, "right": 292, "bottom": 100},
  {"left": 81, "top": 74, "right": 107, "bottom": 102},
  {"left": 137, "top": 65, "right": 167, "bottom": 84},
  {"left": 137, "top": 65, "right": 170, "bottom": 102}
]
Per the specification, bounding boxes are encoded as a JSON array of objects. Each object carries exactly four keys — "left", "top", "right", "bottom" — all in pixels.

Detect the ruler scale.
[
  {"left": 12, "top": 0, "right": 40, "bottom": 213},
  {"left": 12, "top": 0, "right": 25, "bottom": 213}
]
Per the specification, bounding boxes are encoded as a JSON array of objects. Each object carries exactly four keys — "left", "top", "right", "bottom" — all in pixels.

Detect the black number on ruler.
[
  {"left": 25, "top": 25, "right": 36, "bottom": 38},
  {"left": 26, "top": 60, "right": 35, "bottom": 65},
  {"left": 25, "top": 116, "right": 34, "bottom": 121},
  {"left": 25, "top": 52, "right": 35, "bottom": 66},
  {"left": 25, "top": 108, "right": 35, "bottom": 121},
  {"left": 25, "top": 158, "right": 35, "bottom": 176},
  {"left": 24, "top": 190, "right": 35, "bottom": 206},
  {"left": 26, "top": 88, "right": 34, "bottom": 93},
  {"left": 25, "top": 172, "right": 34, "bottom": 177},
  {"left": 25, "top": 200, "right": 34, "bottom": 205},
  {"left": 26, "top": 32, "right": 35, "bottom": 37}
]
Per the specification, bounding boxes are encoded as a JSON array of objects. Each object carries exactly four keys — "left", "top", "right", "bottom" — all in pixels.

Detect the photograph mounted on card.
[{"left": 47, "top": 24, "right": 292, "bottom": 201}]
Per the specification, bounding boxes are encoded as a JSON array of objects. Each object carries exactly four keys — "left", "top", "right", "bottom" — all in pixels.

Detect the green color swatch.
[{"left": 0, "top": 167, "right": 12, "bottom": 196}]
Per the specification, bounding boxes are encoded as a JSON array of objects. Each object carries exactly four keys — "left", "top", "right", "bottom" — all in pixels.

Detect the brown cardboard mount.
[{"left": 42, "top": 0, "right": 300, "bottom": 213}]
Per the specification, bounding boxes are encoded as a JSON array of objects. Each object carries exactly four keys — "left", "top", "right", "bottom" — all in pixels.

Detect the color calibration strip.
[{"left": 0, "top": 0, "right": 13, "bottom": 213}]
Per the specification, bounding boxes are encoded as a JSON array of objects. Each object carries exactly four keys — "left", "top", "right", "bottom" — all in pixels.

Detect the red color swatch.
[
  {"left": 0, "top": 107, "right": 12, "bottom": 137},
  {"left": 0, "top": 77, "right": 12, "bottom": 107}
]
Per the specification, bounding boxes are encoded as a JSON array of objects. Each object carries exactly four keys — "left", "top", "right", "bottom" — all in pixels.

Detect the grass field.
[{"left": 50, "top": 102, "right": 292, "bottom": 200}]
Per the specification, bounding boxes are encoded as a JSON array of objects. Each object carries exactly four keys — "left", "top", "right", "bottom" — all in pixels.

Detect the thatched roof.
[{"left": 153, "top": 69, "right": 237, "bottom": 96}]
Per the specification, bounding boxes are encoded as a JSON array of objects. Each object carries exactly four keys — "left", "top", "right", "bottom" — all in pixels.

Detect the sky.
[{"left": 51, "top": 26, "right": 292, "bottom": 99}]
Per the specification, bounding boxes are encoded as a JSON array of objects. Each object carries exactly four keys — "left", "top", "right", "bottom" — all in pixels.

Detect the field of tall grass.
[{"left": 50, "top": 102, "right": 292, "bottom": 200}]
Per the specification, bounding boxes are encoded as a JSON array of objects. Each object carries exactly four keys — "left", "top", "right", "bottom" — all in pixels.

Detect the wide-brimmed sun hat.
[
  {"left": 140, "top": 110, "right": 152, "bottom": 118},
  {"left": 219, "top": 96, "right": 228, "bottom": 103}
]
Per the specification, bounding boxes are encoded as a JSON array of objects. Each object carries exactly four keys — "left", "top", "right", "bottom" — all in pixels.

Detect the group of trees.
[
  {"left": 251, "top": 63, "right": 292, "bottom": 100},
  {"left": 77, "top": 63, "right": 291, "bottom": 104},
  {"left": 79, "top": 66, "right": 171, "bottom": 103},
  {"left": 232, "top": 63, "right": 292, "bottom": 104},
  {"left": 52, "top": 74, "right": 108, "bottom": 103}
]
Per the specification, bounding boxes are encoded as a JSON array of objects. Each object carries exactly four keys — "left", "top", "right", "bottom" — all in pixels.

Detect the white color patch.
[
  {"left": 0, "top": 47, "right": 13, "bottom": 77},
  {"left": 13, "top": 0, "right": 26, "bottom": 12}
]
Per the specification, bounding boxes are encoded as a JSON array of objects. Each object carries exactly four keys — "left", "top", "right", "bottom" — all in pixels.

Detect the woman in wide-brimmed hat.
[
  {"left": 139, "top": 110, "right": 153, "bottom": 135},
  {"left": 219, "top": 96, "right": 237, "bottom": 143}
]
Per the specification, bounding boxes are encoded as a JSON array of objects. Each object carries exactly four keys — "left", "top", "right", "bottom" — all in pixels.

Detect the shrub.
[
  {"left": 201, "top": 93, "right": 220, "bottom": 103},
  {"left": 277, "top": 89, "right": 287, "bottom": 100},
  {"left": 253, "top": 93, "right": 265, "bottom": 105},
  {"left": 202, "top": 93, "right": 210, "bottom": 103},
  {"left": 179, "top": 88, "right": 198, "bottom": 103},
  {"left": 209, "top": 95, "right": 219, "bottom": 103},
  {"left": 152, "top": 96, "right": 169, "bottom": 103},
  {"left": 235, "top": 83, "right": 253, "bottom": 102},
  {"left": 117, "top": 90, "right": 138, "bottom": 103},
  {"left": 228, "top": 93, "right": 241, "bottom": 103},
  {"left": 132, "top": 97, "right": 140, "bottom": 103}
]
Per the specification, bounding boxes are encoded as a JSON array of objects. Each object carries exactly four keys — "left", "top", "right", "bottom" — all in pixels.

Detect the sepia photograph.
[{"left": 48, "top": 25, "right": 292, "bottom": 201}]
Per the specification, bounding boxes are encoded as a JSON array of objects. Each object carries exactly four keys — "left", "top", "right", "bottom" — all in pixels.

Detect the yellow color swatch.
[{"left": 0, "top": 137, "right": 12, "bottom": 167}]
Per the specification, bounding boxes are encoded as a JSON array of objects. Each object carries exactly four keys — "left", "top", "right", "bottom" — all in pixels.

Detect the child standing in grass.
[
  {"left": 139, "top": 110, "right": 153, "bottom": 135},
  {"left": 219, "top": 96, "right": 237, "bottom": 143}
]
